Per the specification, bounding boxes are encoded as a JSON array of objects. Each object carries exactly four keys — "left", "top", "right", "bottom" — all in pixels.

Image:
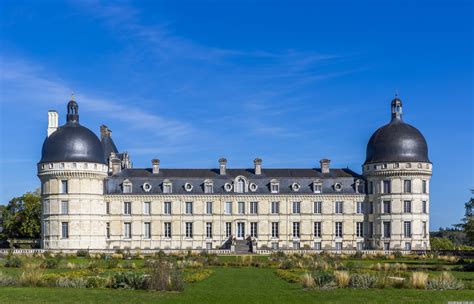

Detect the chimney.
[
  {"left": 100, "top": 125, "right": 112, "bottom": 140},
  {"left": 111, "top": 158, "right": 121, "bottom": 175},
  {"left": 254, "top": 158, "right": 262, "bottom": 175},
  {"left": 320, "top": 159, "right": 331, "bottom": 174},
  {"left": 219, "top": 158, "right": 227, "bottom": 175},
  {"left": 152, "top": 159, "right": 160, "bottom": 174},
  {"left": 47, "top": 111, "right": 58, "bottom": 137}
]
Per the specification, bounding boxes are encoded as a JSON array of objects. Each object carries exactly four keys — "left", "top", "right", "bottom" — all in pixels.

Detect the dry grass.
[
  {"left": 410, "top": 272, "right": 428, "bottom": 289},
  {"left": 301, "top": 273, "right": 315, "bottom": 289},
  {"left": 334, "top": 271, "right": 350, "bottom": 288}
]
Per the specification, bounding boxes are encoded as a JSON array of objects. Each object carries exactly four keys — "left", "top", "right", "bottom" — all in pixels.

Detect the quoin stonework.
[{"left": 38, "top": 96, "right": 431, "bottom": 252}]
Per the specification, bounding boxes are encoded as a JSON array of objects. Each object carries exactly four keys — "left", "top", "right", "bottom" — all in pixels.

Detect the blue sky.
[{"left": 0, "top": 0, "right": 472, "bottom": 229}]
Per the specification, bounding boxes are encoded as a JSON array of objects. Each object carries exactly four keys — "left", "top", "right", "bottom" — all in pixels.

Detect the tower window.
[
  {"left": 403, "top": 180, "right": 412, "bottom": 193},
  {"left": 403, "top": 200, "right": 412, "bottom": 213},
  {"left": 383, "top": 221, "right": 391, "bottom": 238},
  {"left": 422, "top": 180, "right": 427, "bottom": 194},
  {"left": 61, "top": 200, "right": 69, "bottom": 215},
  {"left": 382, "top": 180, "right": 391, "bottom": 194},
  {"left": 61, "top": 222, "right": 69, "bottom": 239},
  {"left": 383, "top": 201, "right": 391, "bottom": 214},
  {"left": 60, "top": 180, "right": 68, "bottom": 194}
]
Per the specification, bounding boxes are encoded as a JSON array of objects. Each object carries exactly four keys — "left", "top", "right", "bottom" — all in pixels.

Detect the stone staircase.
[{"left": 234, "top": 239, "right": 251, "bottom": 253}]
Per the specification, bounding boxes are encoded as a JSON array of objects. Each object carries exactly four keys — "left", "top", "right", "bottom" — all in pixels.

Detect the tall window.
[
  {"left": 422, "top": 180, "right": 427, "bottom": 194},
  {"left": 236, "top": 178, "right": 245, "bottom": 193},
  {"left": 206, "top": 222, "right": 213, "bottom": 238},
  {"left": 314, "top": 222, "right": 322, "bottom": 237},
  {"left": 356, "top": 222, "right": 364, "bottom": 237},
  {"left": 163, "top": 182, "right": 172, "bottom": 194},
  {"left": 404, "top": 221, "right": 412, "bottom": 237},
  {"left": 123, "top": 183, "right": 132, "bottom": 193},
  {"left": 313, "top": 182, "right": 322, "bottom": 193},
  {"left": 314, "top": 201, "right": 322, "bottom": 214},
  {"left": 383, "top": 221, "right": 391, "bottom": 238},
  {"left": 335, "top": 222, "right": 343, "bottom": 238},
  {"left": 144, "top": 222, "right": 151, "bottom": 239},
  {"left": 271, "top": 202, "right": 280, "bottom": 214},
  {"left": 271, "top": 182, "right": 279, "bottom": 193},
  {"left": 225, "top": 222, "right": 232, "bottom": 238},
  {"left": 292, "top": 202, "right": 301, "bottom": 214},
  {"left": 368, "top": 181, "right": 374, "bottom": 194},
  {"left": 369, "top": 201, "right": 374, "bottom": 214},
  {"left": 335, "top": 201, "right": 343, "bottom": 214},
  {"left": 61, "top": 200, "right": 69, "bottom": 215},
  {"left": 185, "top": 222, "right": 193, "bottom": 238},
  {"left": 185, "top": 202, "right": 193, "bottom": 214},
  {"left": 206, "top": 202, "right": 213, "bottom": 214},
  {"left": 124, "top": 202, "right": 132, "bottom": 215},
  {"left": 403, "top": 180, "right": 412, "bottom": 193},
  {"left": 106, "top": 201, "right": 110, "bottom": 215},
  {"left": 43, "top": 199, "right": 50, "bottom": 215},
  {"left": 292, "top": 222, "right": 300, "bottom": 238},
  {"left": 144, "top": 202, "right": 151, "bottom": 215},
  {"left": 403, "top": 200, "right": 412, "bottom": 213},
  {"left": 238, "top": 202, "right": 245, "bottom": 214},
  {"left": 225, "top": 202, "right": 232, "bottom": 214},
  {"left": 164, "top": 222, "right": 171, "bottom": 238},
  {"left": 356, "top": 202, "right": 363, "bottom": 214},
  {"left": 61, "top": 222, "right": 69, "bottom": 239},
  {"left": 382, "top": 180, "right": 391, "bottom": 194},
  {"left": 422, "top": 221, "right": 427, "bottom": 238},
  {"left": 124, "top": 222, "right": 131, "bottom": 239},
  {"left": 106, "top": 222, "right": 110, "bottom": 239},
  {"left": 250, "top": 222, "right": 258, "bottom": 238},
  {"left": 271, "top": 222, "right": 279, "bottom": 238},
  {"left": 164, "top": 201, "right": 172, "bottom": 215},
  {"left": 250, "top": 202, "right": 258, "bottom": 214},
  {"left": 422, "top": 201, "right": 427, "bottom": 213},
  {"left": 60, "top": 180, "right": 68, "bottom": 194},
  {"left": 204, "top": 183, "right": 213, "bottom": 194},
  {"left": 369, "top": 222, "right": 374, "bottom": 237},
  {"left": 383, "top": 201, "right": 391, "bottom": 214}
]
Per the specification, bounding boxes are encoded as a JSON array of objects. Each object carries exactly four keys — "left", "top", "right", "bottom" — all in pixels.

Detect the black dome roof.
[
  {"left": 365, "top": 97, "right": 429, "bottom": 164},
  {"left": 39, "top": 99, "right": 106, "bottom": 164}
]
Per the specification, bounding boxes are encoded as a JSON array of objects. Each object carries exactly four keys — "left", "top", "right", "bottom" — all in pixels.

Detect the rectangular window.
[
  {"left": 314, "top": 201, "right": 322, "bottom": 214},
  {"left": 206, "top": 242, "right": 212, "bottom": 250},
  {"left": 403, "top": 200, "right": 412, "bottom": 213},
  {"left": 271, "top": 202, "right": 280, "bottom": 214},
  {"left": 225, "top": 222, "right": 232, "bottom": 238},
  {"left": 422, "top": 180, "right": 427, "bottom": 194},
  {"left": 383, "top": 221, "right": 391, "bottom": 238},
  {"left": 356, "top": 202, "right": 363, "bottom": 214},
  {"left": 313, "top": 183, "right": 322, "bottom": 193},
  {"left": 405, "top": 242, "right": 412, "bottom": 251},
  {"left": 206, "top": 201, "right": 213, "bottom": 214},
  {"left": 205, "top": 183, "right": 213, "bottom": 194},
  {"left": 106, "top": 222, "right": 110, "bottom": 239},
  {"left": 383, "top": 201, "right": 391, "bottom": 214},
  {"left": 292, "top": 202, "right": 301, "bottom": 214},
  {"left": 43, "top": 199, "right": 50, "bottom": 215},
  {"left": 164, "top": 222, "right": 172, "bottom": 238},
  {"left": 384, "top": 242, "right": 390, "bottom": 250},
  {"left": 61, "top": 200, "right": 69, "bottom": 215},
  {"left": 144, "top": 222, "right": 151, "bottom": 239},
  {"left": 292, "top": 222, "right": 300, "bottom": 238},
  {"left": 403, "top": 180, "right": 412, "bottom": 193},
  {"left": 335, "top": 201, "right": 344, "bottom": 214},
  {"left": 106, "top": 201, "right": 110, "bottom": 214},
  {"left": 368, "top": 181, "right": 374, "bottom": 194},
  {"left": 356, "top": 222, "right": 364, "bottom": 237},
  {"left": 144, "top": 202, "right": 151, "bottom": 215},
  {"left": 272, "top": 242, "right": 279, "bottom": 250},
  {"left": 185, "top": 202, "right": 193, "bottom": 214},
  {"left": 206, "top": 222, "right": 212, "bottom": 238},
  {"left": 123, "top": 184, "right": 132, "bottom": 193},
  {"left": 185, "top": 222, "right": 193, "bottom": 238},
  {"left": 422, "top": 201, "right": 427, "bottom": 214},
  {"left": 422, "top": 221, "right": 427, "bottom": 238},
  {"left": 383, "top": 180, "right": 391, "bottom": 194},
  {"left": 225, "top": 202, "right": 232, "bottom": 215},
  {"left": 369, "top": 222, "right": 374, "bottom": 237},
  {"left": 369, "top": 201, "right": 374, "bottom": 214},
  {"left": 271, "top": 222, "right": 279, "bottom": 238},
  {"left": 61, "top": 222, "right": 69, "bottom": 239},
  {"left": 250, "top": 202, "right": 258, "bottom": 214},
  {"left": 335, "top": 242, "right": 343, "bottom": 250},
  {"left": 164, "top": 201, "right": 172, "bottom": 215},
  {"left": 404, "top": 221, "right": 412, "bottom": 237},
  {"left": 271, "top": 183, "right": 279, "bottom": 193},
  {"left": 293, "top": 242, "right": 300, "bottom": 249},
  {"left": 124, "top": 222, "right": 131, "bottom": 239},
  {"left": 238, "top": 202, "right": 245, "bottom": 214},
  {"left": 124, "top": 202, "right": 132, "bottom": 215},
  {"left": 335, "top": 222, "right": 343, "bottom": 238},
  {"left": 314, "top": 222, "right": 322, "bottom": 238},
  {"left": 314, "top": 242, "right": 322, "bottom": 250},
  {"left": 163, "top": 183, "right": 172, "bottom": 194},
  {"left": 250, "top": 222, "right": 258, "bottom": 238},
  {"left": 60, "top": 180, "right": 68, "bottom": 194}
]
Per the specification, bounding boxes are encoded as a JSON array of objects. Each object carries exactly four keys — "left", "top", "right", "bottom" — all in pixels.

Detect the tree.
[
  {"left": 455, "top": 189, "right": 474, "bottom": 246},
  {"left": 1, "top": 191, "right": 41, "bottom": 239}
]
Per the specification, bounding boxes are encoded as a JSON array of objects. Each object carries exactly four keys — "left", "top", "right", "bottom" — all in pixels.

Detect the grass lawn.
[{"left": 1, "top": 267, "right": 473, "bottom": 303}]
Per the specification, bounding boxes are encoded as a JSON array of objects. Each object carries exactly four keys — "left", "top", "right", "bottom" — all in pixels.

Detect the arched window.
[{"left": 236, "top": 177, "right": 245, "bottom": 193}]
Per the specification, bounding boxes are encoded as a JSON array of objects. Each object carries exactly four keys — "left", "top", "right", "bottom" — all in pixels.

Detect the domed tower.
[
  {"left": 363, "top": 96, "right": 431, "bottom": 251},
  {"left": 38, "top": 98, "right": 108, "bottom": 249}
]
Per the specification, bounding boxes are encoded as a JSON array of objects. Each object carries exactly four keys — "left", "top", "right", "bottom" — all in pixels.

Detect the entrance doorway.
[{"left": 237, "top": 222, "right": 245, "bottom": 239}]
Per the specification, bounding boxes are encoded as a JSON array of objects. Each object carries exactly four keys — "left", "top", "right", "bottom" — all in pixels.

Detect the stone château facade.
[{"left": 38, "top": 96, "right": 431, "bottom": 251}]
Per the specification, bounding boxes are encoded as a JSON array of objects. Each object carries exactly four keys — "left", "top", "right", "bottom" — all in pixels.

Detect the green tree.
[
  {"left": 1, "top": 191, "right": 41, "bottom": 239},
  {"left": 455, "top": 189, "right": 474, "bottom": 246}
]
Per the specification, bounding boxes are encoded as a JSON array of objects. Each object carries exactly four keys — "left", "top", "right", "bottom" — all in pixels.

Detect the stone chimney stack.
[
  {"left": 47, "top": 111, "right": 58, "bottom": 137},
  {"left": 320, "top": 159, "right": 331, "bottom": 174},
  {"left": 100, "top": 125, "right": 112, "bottom": 140},
  {"left": 152, "top": 159, "right": 160, "bottom": 174},
  {"left": 254, "top": 158, "right": 262, "bottom": 175},
  {"left": 111, "top": 158, "right": 122, "bottom": 175},
  {"left": 219, "top": 158, "right": 227, "bottom": 175}
]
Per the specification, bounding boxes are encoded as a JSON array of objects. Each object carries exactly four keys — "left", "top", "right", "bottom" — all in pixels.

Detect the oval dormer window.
[
  {"left": 224, "top": 182, "right": 233, "bottom": 192},
  {"left": 334, "top": 183, "right": 343, "bottom": 192},
  {"left": 292, "top": 182, "right": 301, "bottom": 192},
  {"left": 143, "top": 183, "right": 152, "bottom": 192},
  {"left": 249, "top": 183, "right": 258, "bottom": 192},
  {"left": 184, "top": 183, "right": 193, "bottom": 192}
]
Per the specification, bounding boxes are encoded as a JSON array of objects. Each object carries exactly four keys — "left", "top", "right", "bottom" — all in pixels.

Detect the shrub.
[
  {"left": 4, "top": 255, "right": 23, "bottom": 268},
  {"left": 349, "top": 274, "right": 377, "bottom": 289},
  {"left": 86, "top": 276, "right": 109, "bottom": 288},
  {"left": 20, "top": 268, "right": 45, "bottom": 287},
  {"left": 87, "top": 260, "right": 101, "bottom": 271},
  {"left": 66, "top": 262, "right": 76, "bottom": 270},
  {"left": 42, "top": 258, "right": 60, "bottom": 269},
  {"left": 393, "top": 250, "right": 403, "bottom": 259},
  {"left": 106, "top": 259, "right": 119, "bottom": 269},
  {"left": 370, "top": 263, "right": 382, "bottom": 271},
  {"left": 334, "top": 271, "right": 350, "bottom": 288},
  {"left": 0, "top": 272, "right": 18, "bottom": 286},
  {"left": 312, "top": 271, "right": 336, "bottom": 289},
  {"left": 110, "top": 272, "right": 147, "bottom": 290},
  {"left": 147, "top": 260, "right": 184, "bottom": 291},
  {"left": 301, "top": 273, "right": 315, "bottom": 289},
  {"left": 427, "top": 272, "right": 464, "bottom": 290},
  {"left": 76, "top": 250, "right": 89, "bottom": 257},
  {"left": 56, "top": 277, "right": 87, "bottom": 288},
  {"left": 410, "top": 272, "right": 428, "bottom": 289}
]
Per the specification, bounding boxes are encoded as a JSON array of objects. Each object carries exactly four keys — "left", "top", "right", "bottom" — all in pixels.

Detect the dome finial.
[
  {"left": 71, "top": 92, "right": 75, "bottom": 101},
  {"left": 391, "top": 94, "right": 402, "bottom": 121}
]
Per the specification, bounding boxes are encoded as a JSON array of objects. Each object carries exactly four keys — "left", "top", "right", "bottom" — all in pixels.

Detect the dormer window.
[
  {"left": 270, "top": 179, "right": 280, "bottom": 193},
  {"left": 142, "top": 183, "right": 152, "bottom": 192},
  {"left": 313, "top": 180, "right": 322, "bottom": 194},
  {"left": 235, "top": 177, "right": 246, "bottom": 193},
  {"left": 291, "top": 183, "right": 301, "bottom": 192},
  {"left": 163, "top": 179, "right": 172, "bottom": 194},
  {"left": 122, "top": 179, "right": 132, "bottom": 193},
  {"left": 249, "top": 183, "right": 258, "bottom": 192},
  {"left": 224, "top": 183, "right": 233, "bottom": 192},
  {"left": 204, "top": 179, "right": 214, "bottom": 194},
  {"left": 334, "top": 183, "right": 343, "bottom": 192},
  {"left": 184, "top": 183, "right": 193, "bottom": 192}
]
